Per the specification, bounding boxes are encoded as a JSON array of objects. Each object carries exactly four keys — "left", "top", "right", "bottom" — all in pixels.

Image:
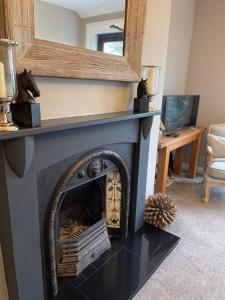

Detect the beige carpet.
[{"left": 134, "top": 181, "right": 225, "bottom": 300}]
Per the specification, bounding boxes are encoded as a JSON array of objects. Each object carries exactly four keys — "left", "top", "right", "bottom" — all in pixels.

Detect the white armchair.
[{"left": 203, "top": 123, "right": 225, "bottom": 203}]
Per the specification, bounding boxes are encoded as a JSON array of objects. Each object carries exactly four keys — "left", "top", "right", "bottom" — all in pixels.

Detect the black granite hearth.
[{"left": 49, "top": 223, "right": 179, "bottom": 300}]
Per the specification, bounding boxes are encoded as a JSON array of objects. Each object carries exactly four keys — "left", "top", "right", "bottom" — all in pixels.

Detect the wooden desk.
[{"left": 156, "top": 127, "right": 203, "bottom": 193}]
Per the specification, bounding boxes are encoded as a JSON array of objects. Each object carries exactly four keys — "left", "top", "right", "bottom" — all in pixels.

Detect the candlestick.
[
  {"left": 146, "top": 66, "right": 160, "bottom": 97},
  {"left": 0, "top": 39, "right": 18, "bottom": 131},
  {"left": 0, "top": 62, "right": 6, "bottom": 98},
  {"left": 135, "top": 66, "right": 161, "bottom": 113},
  {"left": 147, "top": 67, "right": 156, "bottom": 96}
]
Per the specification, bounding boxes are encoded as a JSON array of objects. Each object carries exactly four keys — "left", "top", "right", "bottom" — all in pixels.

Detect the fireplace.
[
  {"left": 45, "top": 149, "right": 130, "bottom": 295},
  {"left": 0, "top": 111, "right": 179, "bottom": 300},
  {"left": 56, "top": 182, "right": 110, "bottom": 278}
]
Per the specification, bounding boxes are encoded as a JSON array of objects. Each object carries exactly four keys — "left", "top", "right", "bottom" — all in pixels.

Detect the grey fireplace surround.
[{"left": 0, "top": 110, "right": 160, "bottom": 300}]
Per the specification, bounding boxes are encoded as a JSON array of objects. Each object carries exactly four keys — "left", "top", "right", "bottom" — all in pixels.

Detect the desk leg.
[
  {"left": 174, "top": 147, "right": 183, "bottom": 175},
  {"left": 156, "top": 147, "right": 170, "bottom": 193},
  {"left": 188, "top": 135, "right": 200, "bottom": 178}
]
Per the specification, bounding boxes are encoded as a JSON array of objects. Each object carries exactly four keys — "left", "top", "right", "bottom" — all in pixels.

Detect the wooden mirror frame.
[{"left": 1, "top": 0, "right": 146, "bottom": 82}]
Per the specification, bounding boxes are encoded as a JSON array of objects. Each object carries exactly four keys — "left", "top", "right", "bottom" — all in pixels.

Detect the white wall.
[
  {"left": 34, "top": 0, "right": 83, "bottom": 46},
  {"left": 84, "top": 12, "right": 125, "bottom": 50},
  {"left": 164, "top": 0, "right": 196, "bottom": 94},
  {"left": 85, "top": 18, "right": 124, "bottom": 52},
  {"left": 143, "top": 0, "right": 172, "bottom": 197},
  {"left": 36, "top": 78, "right": 130, "bottom": 119},
  {"left": 0, "top": 1, "right": 172, "bottom": 298},
  {"left": 186, "top": 0, "right": 225, "bottom": 127}
]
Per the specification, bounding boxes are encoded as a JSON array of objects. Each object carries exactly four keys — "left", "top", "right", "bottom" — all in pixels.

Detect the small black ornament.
[
  {"left": 11, "top": 102, "right": 41, "bottom": 128},
  {"left": 137, "top": 79, "right": 148, "bottom": 98},
  {"left": 16, "top": 69, "right": 40, "bottom": 104},
  {"left": 12, "top": 69, "right": 41, "bottom": 128},
  {"left": 133, "top": 78, "right": 150, "bottom": 113}
]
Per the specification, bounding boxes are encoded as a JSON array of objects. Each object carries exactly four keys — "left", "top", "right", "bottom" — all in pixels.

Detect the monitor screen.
[{"left": 162, "top": 95, "right": 200, "bottom": 131}]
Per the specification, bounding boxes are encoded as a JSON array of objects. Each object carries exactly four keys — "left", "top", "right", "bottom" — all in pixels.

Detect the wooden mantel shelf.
[{"left": 0, "top": 110, "right": 161, "bottom": 141}]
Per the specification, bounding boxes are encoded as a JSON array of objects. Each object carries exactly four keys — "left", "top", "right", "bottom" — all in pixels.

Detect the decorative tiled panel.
[{"left": 106, "top": 171, "right": 122, "bottom": 228}]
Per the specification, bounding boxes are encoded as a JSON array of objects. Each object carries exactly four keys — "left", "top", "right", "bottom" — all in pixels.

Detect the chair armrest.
[
  {"left": 206, "top": 145, "right": 213, "bottom": 165},
  {"left": 205, "top": 146, "right": 213, "bottom": 174}
]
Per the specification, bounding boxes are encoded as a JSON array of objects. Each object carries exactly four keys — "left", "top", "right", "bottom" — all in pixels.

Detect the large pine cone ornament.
[{"left": 144, "top": 193, "right": 177, "bottom": 229}]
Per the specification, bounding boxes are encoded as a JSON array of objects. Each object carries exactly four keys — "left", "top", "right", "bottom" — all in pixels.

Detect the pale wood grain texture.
[
  {"left": 188, "top": 137, "right": 201, "bottom": 178},
  {"left": 174, "top": 146, "right": 184, "bottom": 175},
  {"left": 2, "top": 0, "right": 146, "bottom": 82},
  {"left": 158, "top": 128, "right": 202, "bottom": 150},
  {"left": 156, "top": 147, "right": 170, "bottom": 194},
  {"left": 0, "top": 0, "right": 5, "bottom": 37},
  {"left": 156, "top": 128, "right": 204, "bottom": 193}
]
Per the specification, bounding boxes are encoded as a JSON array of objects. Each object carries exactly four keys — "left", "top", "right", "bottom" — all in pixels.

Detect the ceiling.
[{"left": 41, "top": 0, "right": 125, "bottom": 18}]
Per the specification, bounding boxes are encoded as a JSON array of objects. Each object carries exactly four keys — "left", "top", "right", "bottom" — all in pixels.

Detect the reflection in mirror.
[{"left": 34, "top": 0, "right": 126, "bottom": 56}]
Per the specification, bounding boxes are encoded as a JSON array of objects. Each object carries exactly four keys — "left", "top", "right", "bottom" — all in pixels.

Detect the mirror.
[
  {"left": 34, "top": 0, "right": 126, "bottom": 56},
  {"left": 3, "top": 0, "right": 146, "bottom": 81}
]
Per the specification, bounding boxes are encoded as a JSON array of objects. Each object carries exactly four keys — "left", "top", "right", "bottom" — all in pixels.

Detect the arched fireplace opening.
[
  {"left": 45, "top": 149, "right": 130, "bottom": 296},
  {"left": 58, "top": 179, "right": 105, "bottom": 239}
]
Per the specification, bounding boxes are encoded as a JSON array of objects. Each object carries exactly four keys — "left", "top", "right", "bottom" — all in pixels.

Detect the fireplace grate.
[
  {"left": 57, "top": 218, "right": 111, "bottom": 277},
  {"left": 60, "top": 225, "right": 89, "bottom": 240}
]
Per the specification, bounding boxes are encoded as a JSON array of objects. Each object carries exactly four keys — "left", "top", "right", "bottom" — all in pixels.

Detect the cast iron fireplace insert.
[{"left": 46, "top": 148, "right": 130, "bottom": 296}]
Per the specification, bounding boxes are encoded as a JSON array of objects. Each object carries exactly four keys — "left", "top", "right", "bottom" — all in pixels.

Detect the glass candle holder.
[
  {"left": 142, "top": 65, "right": 161, "bottom": 96},
  {"left": 141, "top": 65, "right": 161, "bottom": 111},
  {"left": 0, "top": 38, "right": 18, "bottom": 131}
]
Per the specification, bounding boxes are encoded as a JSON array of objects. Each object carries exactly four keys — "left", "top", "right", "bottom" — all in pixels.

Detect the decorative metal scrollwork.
[
  {"left": 77, "top": 170, "right": 85, "bottom": 179},
  {"left": 88, "top": 159, "right": 103, "bottom": 178}
]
